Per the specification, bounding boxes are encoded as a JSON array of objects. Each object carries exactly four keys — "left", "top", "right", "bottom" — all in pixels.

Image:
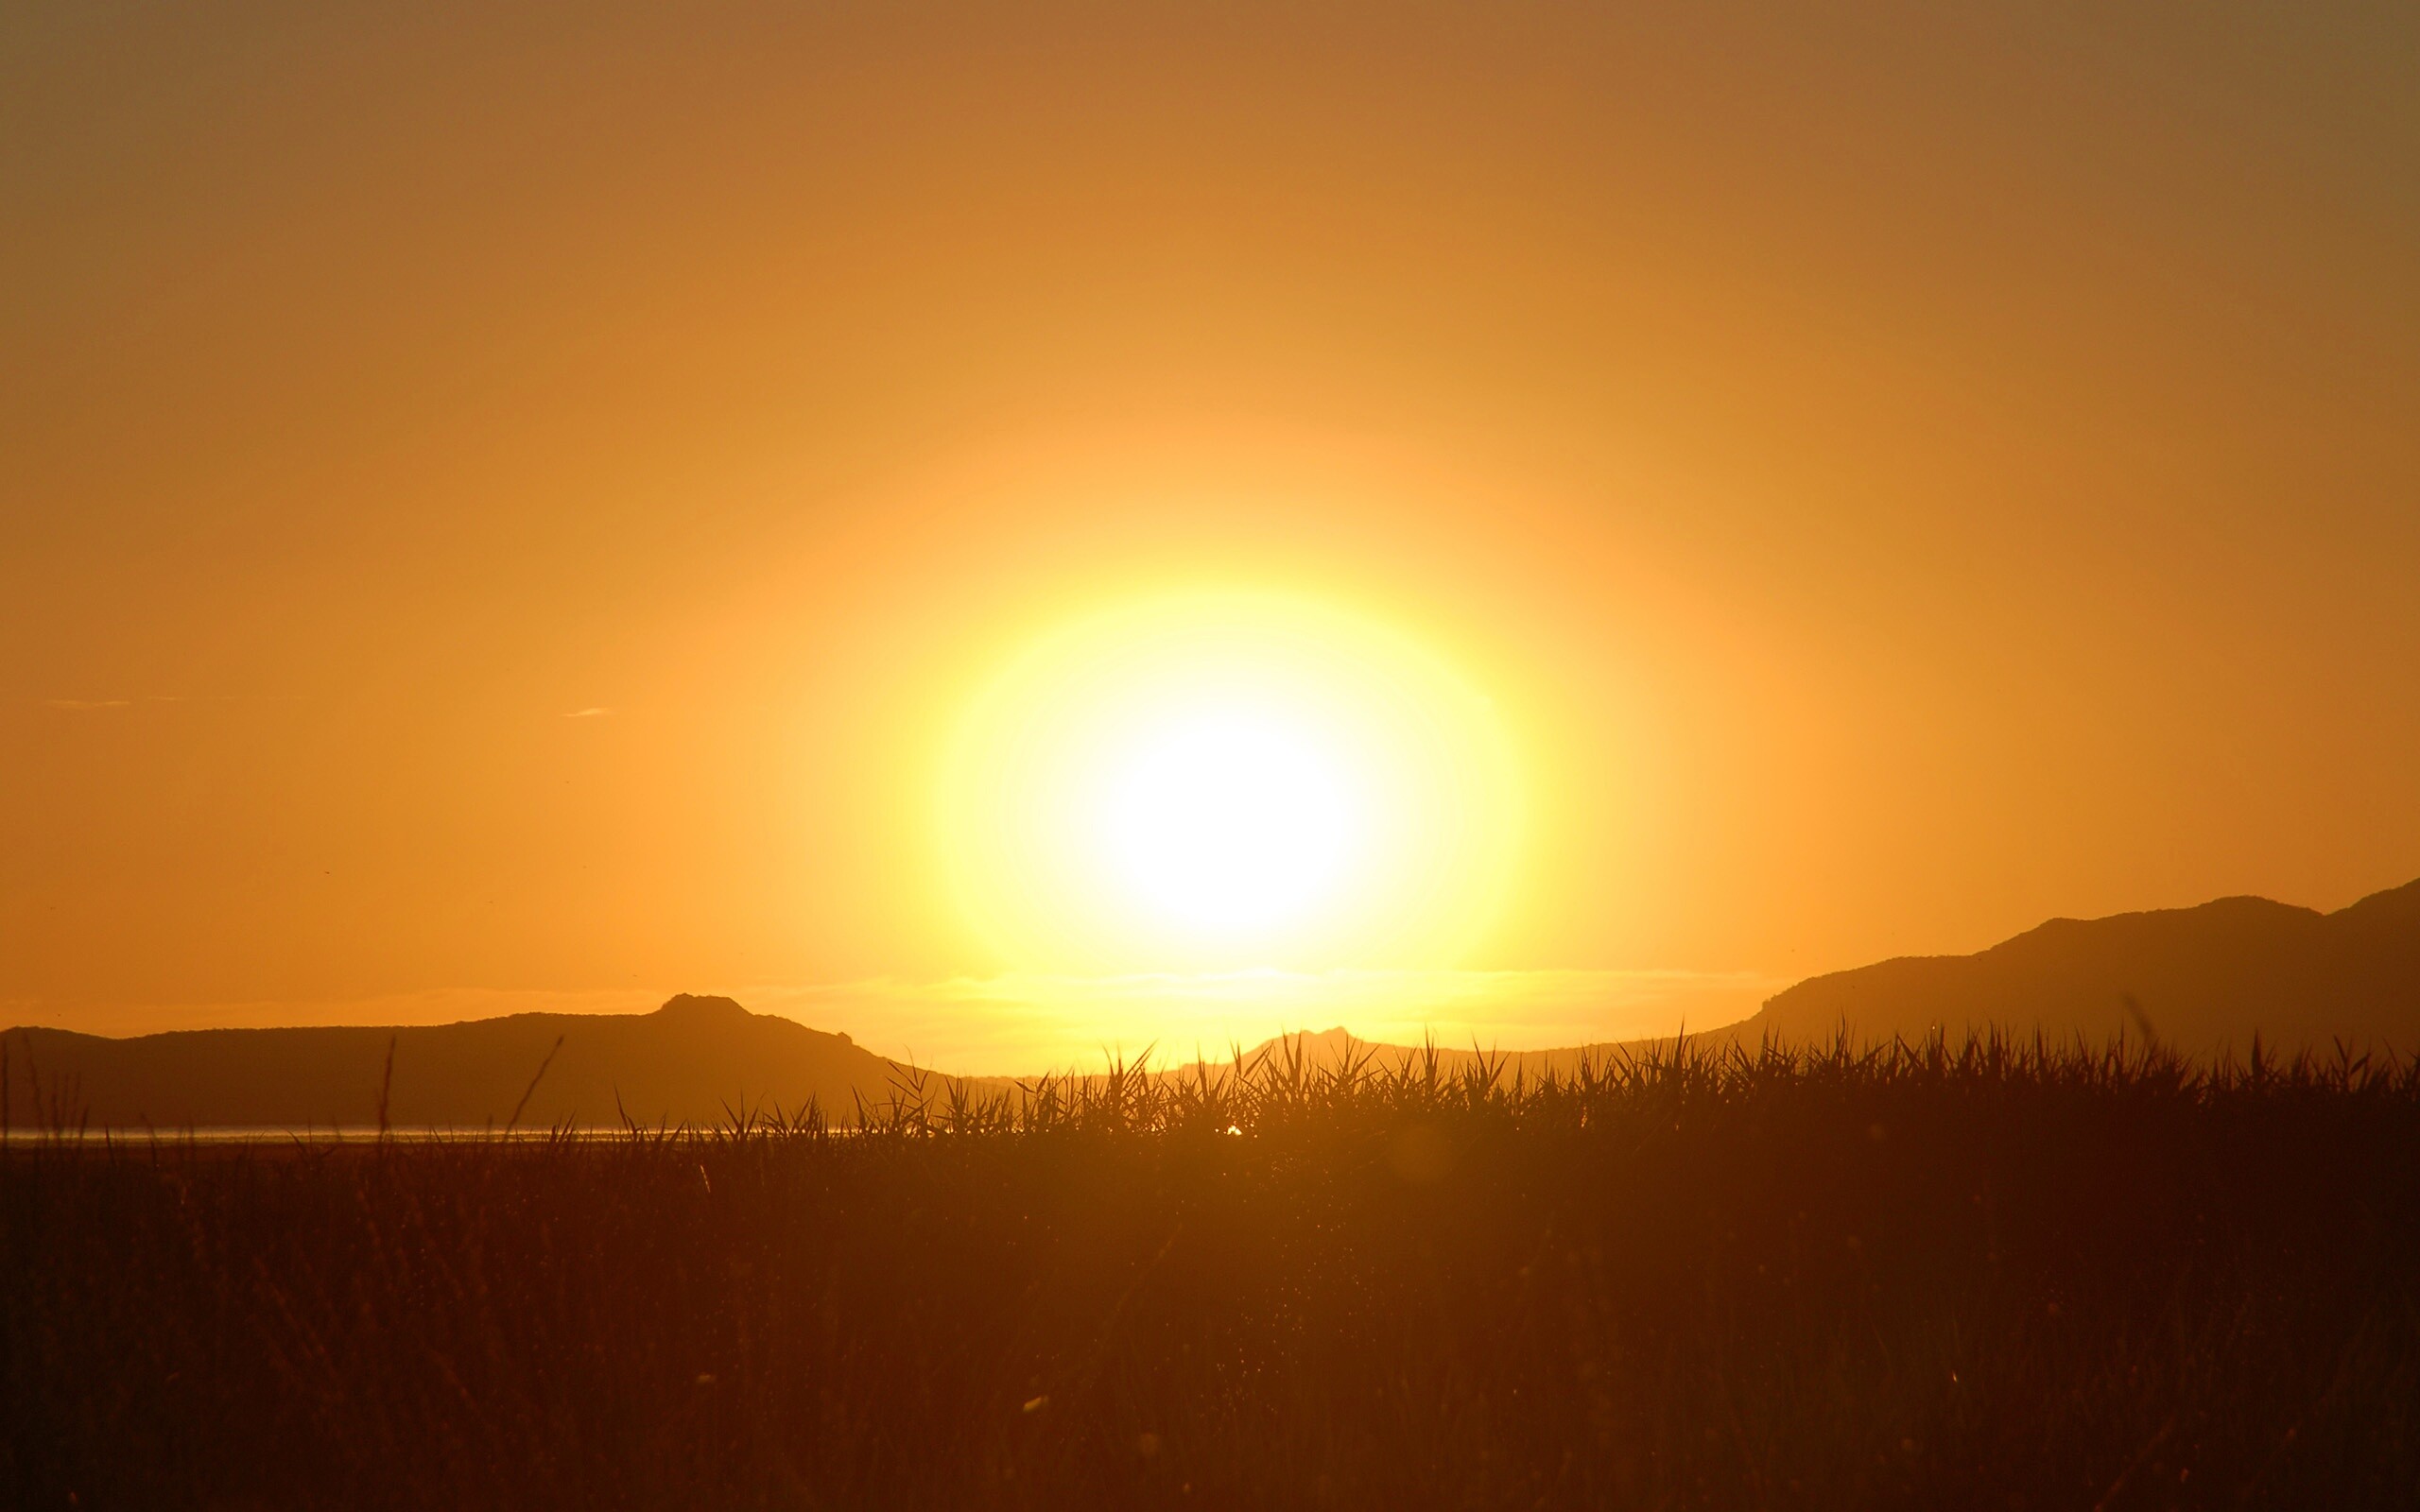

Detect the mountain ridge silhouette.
[
  {"left": 7, "top": 879, "right": 2416, "bottom": 1127},
  {"left": 1752, "top": 875, "right": 2420, "bottom": 1052},
  {"left": 0, "top": 994, "right": 942, "bottom": 1131},
  {"left": 1180, "top": 877, "right": 2420, "bottom": 1077}
]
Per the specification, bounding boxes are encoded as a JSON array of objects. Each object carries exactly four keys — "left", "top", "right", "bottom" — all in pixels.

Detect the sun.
[
  {"left": 1096, "top": 700, "right": 1365, "bottom": 936},
  {"left": 938, "top": 591, "right": 1520, "bottom": 971}
]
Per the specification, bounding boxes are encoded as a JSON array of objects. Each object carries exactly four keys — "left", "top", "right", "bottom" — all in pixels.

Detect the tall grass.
[{"left": 6, "top": 1032, "right": 2418, "bottom": 1509}]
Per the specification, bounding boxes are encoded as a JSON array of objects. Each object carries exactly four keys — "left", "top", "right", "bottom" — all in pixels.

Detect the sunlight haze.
[
  {"left": 5, "top": 1, "right": 2417, "bottom": 1064},
  {"left": 939, "top": 593, "right": 1520, "bottom": 977}
]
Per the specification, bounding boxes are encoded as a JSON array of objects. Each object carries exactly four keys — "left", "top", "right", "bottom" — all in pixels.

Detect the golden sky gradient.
[{"left": 5, "top": 3, "right": 2417, "bottom": 1066}]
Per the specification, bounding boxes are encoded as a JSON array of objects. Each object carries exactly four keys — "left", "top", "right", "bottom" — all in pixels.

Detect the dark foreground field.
[{"left": 7, "top": 1038, "right": 2419, "bottom": 1510}]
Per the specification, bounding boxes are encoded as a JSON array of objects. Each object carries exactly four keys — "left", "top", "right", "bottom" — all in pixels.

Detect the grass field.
[{"left": 6, "top": 1035, "right": 2418, "bottom": 1509}]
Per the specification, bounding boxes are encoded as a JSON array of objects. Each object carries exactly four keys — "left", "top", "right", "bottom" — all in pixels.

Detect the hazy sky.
[{"left": 6, "top": 3, "right": 2417, "bottom": 1057}]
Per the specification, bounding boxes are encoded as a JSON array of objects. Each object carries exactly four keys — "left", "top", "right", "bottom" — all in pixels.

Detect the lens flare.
[{"left": 938, "top": 591, "right": 1521, "bottom": 971}]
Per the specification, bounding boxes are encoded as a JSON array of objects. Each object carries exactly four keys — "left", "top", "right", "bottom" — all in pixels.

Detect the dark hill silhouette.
[
  {"left": 1746, "top": 877, "right": 2420, "bottom": 1053},
  {"left": 0, "top": 995, "right": 928, "bottom": 1131},
  {"left": 9, "top": 879, "right": 2416, "bottom": 1128},
  {"left": 1182, "top": 878, "right": 2420, "bottom": 1074}
]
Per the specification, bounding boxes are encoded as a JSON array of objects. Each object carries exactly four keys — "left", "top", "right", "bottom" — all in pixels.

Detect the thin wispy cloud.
[
  {"left": 37, "top": 695, "right": 305, "bottom": 710},
  {"left": 562, "top": 707, "right": 613, "bottom": 718}
]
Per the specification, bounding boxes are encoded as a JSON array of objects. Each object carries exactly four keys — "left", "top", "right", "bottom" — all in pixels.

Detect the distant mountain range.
[
  {"left": 7, "top": 879, "right": 2416, "bottom": 1127},
  {"left": 1208, "top": 877, "right": 2420, "bottom": 1076},
  {"left": 1749, "top": 876, "right": 2420, "bottom": 1054},
  {"left": 0, "top": 994, "right": 930, "bottom": 1132}
]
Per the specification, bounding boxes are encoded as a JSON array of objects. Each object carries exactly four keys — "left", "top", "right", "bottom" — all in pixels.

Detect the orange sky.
[{"left": 5, "top": 3, "right": 2417, "bottom": 1062}]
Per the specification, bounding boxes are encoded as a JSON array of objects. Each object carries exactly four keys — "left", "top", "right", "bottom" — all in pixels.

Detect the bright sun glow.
[
  {"left": 939, "top": 592, "right": 1521, "bottom": 971},
  {"left": 1098, "top": 704, "right": 1363, "bottom": 934}
]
